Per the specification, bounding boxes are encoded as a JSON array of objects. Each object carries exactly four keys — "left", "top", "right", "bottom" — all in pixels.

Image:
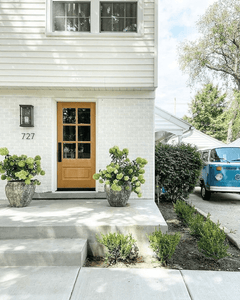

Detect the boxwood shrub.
[{"left": 155, "top": 143, "right": 202, "bottom": 202}]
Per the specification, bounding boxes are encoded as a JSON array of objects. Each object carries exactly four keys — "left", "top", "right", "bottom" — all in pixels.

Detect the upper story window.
[
  {"left": 100, "top": 2, "right": 137, "bottom": 32},
  {"left": 46, "top": 0, "right": 143, "bottom": 36},
  {"left": 53, "top": 2, "right": 90, "bottom": 32}
]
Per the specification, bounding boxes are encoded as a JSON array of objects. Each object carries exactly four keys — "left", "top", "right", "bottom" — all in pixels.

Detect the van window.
[{"left": 202, "top": 151, "right": 209, "bottom": 162}]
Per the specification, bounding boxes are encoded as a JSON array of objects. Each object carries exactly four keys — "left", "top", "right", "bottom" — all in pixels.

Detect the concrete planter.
[
  {"left": 5, "top": 181, "right": 36, "bottom": 207},
  {"left": 105, "top": 184, "right": 131, "bottom": 207}
]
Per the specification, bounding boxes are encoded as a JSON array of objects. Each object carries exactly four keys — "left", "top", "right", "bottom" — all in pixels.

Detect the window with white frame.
[
  {"left": 53, "top": 2, "right": 90, "bottom": 32},
  {"left": 100, "top": 2, "right": 137, "bottom": 32},
  {"left": 47, "top": 0, "right": 143, "bottom": 35}
]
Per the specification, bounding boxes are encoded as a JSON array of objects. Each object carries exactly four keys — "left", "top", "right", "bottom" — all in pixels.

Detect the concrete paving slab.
[
  {"left": 187, "top": 188, "right": 240, "bottom": 248},
  {"left": 71, "top": 268, "right": 191, "bottom": 300},
  {"left": 181, "top": 270, "right": 240, "bottom": 300},
  {"left": 0, "top": 238, "right": 87, "bottom": 266},
  {"left": 0, "top": 199, "right": 167, "bottom": 257},
  {"left": 0, "top": 266, "right": 79, "bottom": 300}
]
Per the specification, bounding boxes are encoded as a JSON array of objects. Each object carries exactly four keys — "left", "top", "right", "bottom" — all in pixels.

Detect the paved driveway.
[{"left": 187, "top": 187, "right": 240, "bottom": 249}]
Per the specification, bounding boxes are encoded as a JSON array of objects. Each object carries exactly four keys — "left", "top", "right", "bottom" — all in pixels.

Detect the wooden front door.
[{"left": 57, "top": 102, "right": 96, "bottom": 190}]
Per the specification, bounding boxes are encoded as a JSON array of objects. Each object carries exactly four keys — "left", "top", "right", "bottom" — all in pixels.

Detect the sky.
[{"left": 156, "top": 0, "right": 217, "bottom": 118}]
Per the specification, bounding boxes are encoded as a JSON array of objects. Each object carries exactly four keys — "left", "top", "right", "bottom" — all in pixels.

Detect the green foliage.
[
  {"left": 178, "top": 0, "right": 240, "bottom": 90},
  {"left": 155, "top": 143, "right": 202, "bottom": 202},
  {"left": 93, "top": 146, "right": 148, "bottom": 197},
  {"left": 188, "top": 213, "right": 206, "bottom": 238},
  {"left": 96, "top": 232, "right": 139, "bottom": 265},
  {"left": 183, "top": 83, "right": 228, "bottom": 142},
  {"left": 148, "top": 228, "right": 181, "bottom": 266},
  {"left": 198, "top": 218, "right": 229, "bottom": 260},
  {"left": 0, "top": 148, "right": 45, "bottom": 185},
  {"left": 173, "top": 199, "right": 196, "bottom": 224}
]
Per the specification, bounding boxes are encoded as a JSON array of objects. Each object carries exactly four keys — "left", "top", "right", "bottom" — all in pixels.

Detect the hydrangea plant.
[
  {"left": 93, "top": 146, "right": 147, "bottom": 197},
  {"left": 0, "top": 147, "right": 45, "bottom": 185}
]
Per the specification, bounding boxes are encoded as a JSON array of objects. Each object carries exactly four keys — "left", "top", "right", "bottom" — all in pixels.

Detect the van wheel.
[{"left": 201, "top": 185, "right": 211, "bottom": 200}]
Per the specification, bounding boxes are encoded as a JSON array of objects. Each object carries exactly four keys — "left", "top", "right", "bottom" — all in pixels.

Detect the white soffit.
[{"left": 155, "top": 106, "right": 191, "bottom": 134}]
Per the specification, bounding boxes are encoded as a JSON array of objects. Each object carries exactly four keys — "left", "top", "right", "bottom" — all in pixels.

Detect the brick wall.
[{"left": 0, "top": 94, "right": 154, "bottom": 200}]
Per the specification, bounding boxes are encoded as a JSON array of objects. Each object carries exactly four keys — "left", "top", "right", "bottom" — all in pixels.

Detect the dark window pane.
[
  {"left": 67, "top": 18, "right": 78, "bottom": 31},
  {"left": 126, "top": 3, "right": 137, "bottom": 17},
  {"left": 113, "top": 18, "right": 124, "bottom": 32},
  {"left": 125, "top": 18, "right": 137, "bottom": 32},
  {"left": 79, "top": 3, "right": 90, "bottom": 17},
  {"left": 63, "top": 108, "right": 76, "bottom": 124},
  {"left": 78, "top": 108, "right": 90, "bottom": 124},
  {"left": 78, "top": 143, "right": 91, "bottom": 159},
  {"left": 54, "top": 3, "right": 65, "bottom": 17},
  {"left": 101, "top": 3, "right": 112, "bottom": 17},
  {"left": 63, "top": 126, "right": 76, "bottom": 141},
  {"left": 101, "top": 18, "right": 112, "bottom": 31},
  {"left": 67, "top": 3, "right": 78, "bottom": 16},
  {"left": 63, "top": 143, "right": 76, "bottom": 159},
  {"left": 78, "top": 126, "right": 90, "bottom": 141},
  {"left": 113, "top": 3, "right": 124, "bottom": 17},
  {"left": 79, "top": 18, "right": 90, "bottom": 31},
  {"left": 54, "top": 18, "right": 65, "bottom": 31}
]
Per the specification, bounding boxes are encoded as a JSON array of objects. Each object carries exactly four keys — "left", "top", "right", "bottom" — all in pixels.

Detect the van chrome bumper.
[{"left": 210, "top": 186, "right": 240, "bottom": 192}]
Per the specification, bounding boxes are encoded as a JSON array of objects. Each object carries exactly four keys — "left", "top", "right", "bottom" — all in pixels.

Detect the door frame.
[{"left": 53, "top": 99, "right": 98, "bottom": 192}]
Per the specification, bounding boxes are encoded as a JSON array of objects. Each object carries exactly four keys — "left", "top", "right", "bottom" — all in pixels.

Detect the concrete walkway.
[
  {"left": 187, "top": 187, "right": 240, "bottom": 249},
  {"left": 1, "top": 267, "right": 240, "bottom": 300}
]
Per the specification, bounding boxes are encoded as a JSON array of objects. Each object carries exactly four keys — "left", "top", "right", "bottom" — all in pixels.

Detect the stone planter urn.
[
  {"left": 5, "top": 181, "right": 36, "bottom": 207},
  {"left": 105, "top": 184, "right": 131, "bottom": 207}
]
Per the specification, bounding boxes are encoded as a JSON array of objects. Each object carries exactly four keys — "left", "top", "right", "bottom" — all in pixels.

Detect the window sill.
[{"left": 45, "top": 31, "right": 143, "bottom": 38}]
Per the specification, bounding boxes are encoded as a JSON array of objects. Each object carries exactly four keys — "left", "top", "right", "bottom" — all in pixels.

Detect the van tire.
[{"left": 201, "top": 185, "right": 211, "bottom": 200}]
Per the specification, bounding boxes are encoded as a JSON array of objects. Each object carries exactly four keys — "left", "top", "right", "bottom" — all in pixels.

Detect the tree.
[
  {"left": 227, "top": 90, "right": 240, "bottom": 142},
  {"left": 178, "top": 0, "right": 240, "bottom": 141},
  {"left": 178, "top": 0, "right": 240, "bottom": 89},
  {"left": 183, "top": 84, "right": 228, "bottom": 142}
]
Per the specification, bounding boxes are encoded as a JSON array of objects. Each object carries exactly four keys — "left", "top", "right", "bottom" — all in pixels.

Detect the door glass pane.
[
  {"left": 67, "top": 18, "right": 78, "bottom": 31},
  {"left": 63, "top": 108, "right": 76, "bottom": 124},
  {"left": 63, "top": 143, "right": 76, "bottom": 159},
  {"left": 78, "top": 108, "right": 90, "bottom": 124},
  {"left": 101, "top": 3, "right": 112, "bottom": 16},
  {"left": 78, "top": 126, "right": 90, "bottom": 141},
  {"left": 63, "top": 126, "right": 76, "bottom": 141},
  {"left": 78, "top": 143, "right": 91, "bottom": 159},
  {"left": 101, "top": 18, "right": 112, "bottom": 31},
  {"left": 113, "top": 18, "right": 124, "bottom": 31}
]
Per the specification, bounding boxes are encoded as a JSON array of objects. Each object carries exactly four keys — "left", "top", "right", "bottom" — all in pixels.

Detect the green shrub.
[
  {"left": 188, "top": 213, "right": 206, "bottom": 237},
  {"left": 197, "top": 219, "right": 229, "bottom": 260},
  {"left": 173, "top": 199, "right": 196, "bottom": 225},
  {"left": 148, "top": 228, "right": 181, "bottom": 266},
  {"left": 96, "top": 232, "right": 139, "bottom": 265},
  {"left": 155, "top": 143, "right": 202, "bottom": 202}
]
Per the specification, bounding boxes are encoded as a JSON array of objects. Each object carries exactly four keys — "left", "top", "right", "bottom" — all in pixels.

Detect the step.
[
  {"left": 33, "top": 192, "right": 106, "bottom": 200},
  {"left": 0, "top": 238, "right": 87, "bottom": 267}
]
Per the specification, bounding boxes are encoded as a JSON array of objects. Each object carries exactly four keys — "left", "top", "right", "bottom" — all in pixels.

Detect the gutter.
[{"left": 178, "top": 126, "right": 194, "bottom": 143}]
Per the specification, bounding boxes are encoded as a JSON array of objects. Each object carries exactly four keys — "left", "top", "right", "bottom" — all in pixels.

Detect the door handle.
[{"left": 58, "top": 143, "right": 62, "bottom": 162}]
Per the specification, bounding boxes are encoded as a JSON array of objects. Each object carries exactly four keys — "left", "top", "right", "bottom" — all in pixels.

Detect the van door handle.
[{"left": 58, "top": 143, "right": 62, "bottom": 162}]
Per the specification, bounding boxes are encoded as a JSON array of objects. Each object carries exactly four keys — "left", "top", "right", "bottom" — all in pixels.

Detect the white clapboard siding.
[{"left": 0, "top": 0, "right": 156, "bottom": 88}]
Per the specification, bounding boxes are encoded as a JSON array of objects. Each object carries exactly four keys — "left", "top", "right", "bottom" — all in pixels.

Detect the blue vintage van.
[{"left": 199, "top": 146, "right": 240, "bottom": 200}]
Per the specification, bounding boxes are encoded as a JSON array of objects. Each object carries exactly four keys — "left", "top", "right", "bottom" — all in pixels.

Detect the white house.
[
  {"left": 167, "top": 128, "right": 226, "bottom": 150},
  {"left": 0, "top": 0, "right": 158, "bottom": 200}
]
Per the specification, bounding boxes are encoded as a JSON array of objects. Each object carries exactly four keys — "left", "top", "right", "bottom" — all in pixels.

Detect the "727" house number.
[{"left": 22, "top": 133, "right": 35, "bottom": 140}]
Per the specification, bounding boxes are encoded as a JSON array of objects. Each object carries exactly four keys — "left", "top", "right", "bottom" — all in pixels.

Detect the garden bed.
[{"left": 83, "top": 200, "right": 240, "bottom": 271}]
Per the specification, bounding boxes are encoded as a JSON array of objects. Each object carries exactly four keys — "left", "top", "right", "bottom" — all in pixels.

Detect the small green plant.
[
  {"left": 148, "top": 228, "right": 181, "bottom": 266},
  {"left": 0, "top": 147, "right": 45, "bottom": 185},
  {"left": 197, "top": 219, "right": 229, "bottom": 260},
  {"left": 188, "top": 213, "right": 205, "bottom": 237},
  {"left": 173, "top": 199, "right": 196, "bottom": 225},
  {"left": 96, "top": 232, "right": 139, "bottom": 265},
  {"left": 93, "top": 146, "right": 147, "bottom": 197}
]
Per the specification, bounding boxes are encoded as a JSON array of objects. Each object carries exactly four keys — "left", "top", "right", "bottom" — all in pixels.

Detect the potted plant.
[
  {"left": 0, "top": 147, "right": 45, "bottom": 207},
  {"left": 93, "top": 146, "right": 148, "bottom": 207}
]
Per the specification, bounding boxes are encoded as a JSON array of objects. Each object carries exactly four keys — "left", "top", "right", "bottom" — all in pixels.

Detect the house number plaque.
[{"left": 22, "top": 133, "right": 35, "bottom": 140}]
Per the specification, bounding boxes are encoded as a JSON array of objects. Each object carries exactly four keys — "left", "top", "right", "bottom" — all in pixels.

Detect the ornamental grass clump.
[
  {"left": 0, "top": 147, "right": 45, "bottom": 185},
  {"left": 93, "top": 146, "right": 148, "bottom": 197},
  {"left": 96, "top": 232, "right": 139, "bottom": 265},
  {"left": 148, "top": 228, "right": 181, "bottom": 266}
]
